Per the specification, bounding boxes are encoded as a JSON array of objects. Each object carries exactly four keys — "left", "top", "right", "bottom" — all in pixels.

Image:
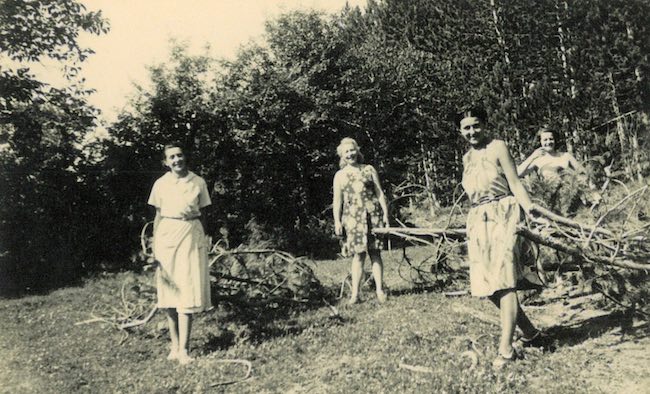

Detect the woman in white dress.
[{"left": 148, "top": 144, "right": 212, "bottom": 364}]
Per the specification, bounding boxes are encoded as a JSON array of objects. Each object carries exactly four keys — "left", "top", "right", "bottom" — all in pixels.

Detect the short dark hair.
[
  {"left": 537, "top": 127, "right": 557, "bottom": 139},
  {"left": 454, "top": 106, "right": 488, "bottom": 126},
  {"left": 161, "top": 143, "right": 185, "bottom": 160}
]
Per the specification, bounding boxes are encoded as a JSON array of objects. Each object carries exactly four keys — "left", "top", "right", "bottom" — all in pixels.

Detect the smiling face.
[
  {"left": 340, "top": 143, "right": 358, "bottom": 166},
  {"left": 163, "top": 146, "right": 187, "bottom": 175},
  {"left": 459, "top": 116, "right": 487, "bottom": 148},
  {"left": 539, "top": 131, "right": 555, "bottom": 152}
]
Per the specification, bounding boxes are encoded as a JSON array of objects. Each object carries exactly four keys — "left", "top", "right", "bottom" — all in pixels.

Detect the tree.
[{"left": 0, "top": 0, "right": 108, "bottom": 294}]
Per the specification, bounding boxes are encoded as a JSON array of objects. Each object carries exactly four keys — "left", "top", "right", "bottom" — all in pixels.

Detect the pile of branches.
[
  {"left": 78, "top": 226, "right": 326, "bottom": 331},
  {"left": 378, "top": 183, "right": 650, "bottom": 316},
  {"left": 207, "top": 242, "right": 326, "bottom": 305}
]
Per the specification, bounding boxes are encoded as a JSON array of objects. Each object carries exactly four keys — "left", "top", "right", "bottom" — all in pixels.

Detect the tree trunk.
[
  {"left": 626, "top": 22, "right": 645, "bottom": 181},
  {"left": 556, "top": 0, "right": 579, "bottom": 156},
  {"left": 607, "top": 71, "right": 634, "bottom": 180},
  {"left": 489, "top": 0, "right": 521, "bottom": 147}
]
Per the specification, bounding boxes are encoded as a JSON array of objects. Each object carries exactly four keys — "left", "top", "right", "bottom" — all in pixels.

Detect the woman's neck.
[
  {"left": 171, "top": 169, "right": 189, "bottom": 178},
  {"left": 470, "top": 137, "right": 493, "bottom": 151}
]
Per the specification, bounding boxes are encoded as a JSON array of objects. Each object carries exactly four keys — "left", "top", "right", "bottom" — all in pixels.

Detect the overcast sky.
[{"left": 28, "top": 0, "right": 367, "bottom": 125}]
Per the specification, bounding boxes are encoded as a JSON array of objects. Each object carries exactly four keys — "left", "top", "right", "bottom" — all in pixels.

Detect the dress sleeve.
[
  {"left": 147, "top": 179, "right": 160, "bottom": 208},
  {"left": 198, "top": 178, "right": 212, "bottom": 208}
]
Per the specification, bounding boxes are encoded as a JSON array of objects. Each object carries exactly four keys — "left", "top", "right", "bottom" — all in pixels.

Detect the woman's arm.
[
  {"left": 369, "top": 166, "right": 389, "bottom": 225},
  {"left": 333, "top": 171, "right": 344, "bottom": 236},
  {"left": 495, "top": 141, "right": 534, "bottom": 213},
  {"left": 517, "top": 147, "right": 545, "bottom": 177},
  {"left": 153, "top": 207, "right": 162, "bottom": 233},
  {"left": 565, "top": 152, "right": 586, "bottom": 175}
]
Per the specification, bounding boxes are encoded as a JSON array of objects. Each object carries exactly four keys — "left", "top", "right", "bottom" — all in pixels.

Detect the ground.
[{"left": 0, "top": 247, "right": 648, "bottom": 393}]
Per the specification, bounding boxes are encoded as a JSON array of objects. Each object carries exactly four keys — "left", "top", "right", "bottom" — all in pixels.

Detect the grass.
[{"left": 1, "top": 246, "right": 649, "bottom": 393}]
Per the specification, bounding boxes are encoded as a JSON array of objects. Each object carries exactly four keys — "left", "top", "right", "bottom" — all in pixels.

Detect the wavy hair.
[{"left": 336, "top": 137, "right": 364, "bottom": 169}]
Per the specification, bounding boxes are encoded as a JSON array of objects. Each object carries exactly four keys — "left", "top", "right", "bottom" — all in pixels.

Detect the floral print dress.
[
  {"left": 339, "top": 165, "right": 385, "bottom": 257},
  {"left": 462, "top": 146, "right": 539, "bottom": 297}
]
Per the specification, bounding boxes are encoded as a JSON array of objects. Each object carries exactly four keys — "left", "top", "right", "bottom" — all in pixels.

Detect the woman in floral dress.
[
  {"left": 333, "top": 137, "right": 389, "bottom": 304},
  {"left": 457, "top": 108, "right": 544, "bottom": 369}
]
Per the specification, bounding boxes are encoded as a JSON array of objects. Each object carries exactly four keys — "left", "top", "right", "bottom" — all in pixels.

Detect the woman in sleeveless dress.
[
  {"left": 332, "top": 137, "right": 389, "bottom": 304},
  {"left": 148, "top": 144, "right": 212, "bottom": 364},
  {"left": 457, "top": 108, "right": 544, "bottom": 369}
]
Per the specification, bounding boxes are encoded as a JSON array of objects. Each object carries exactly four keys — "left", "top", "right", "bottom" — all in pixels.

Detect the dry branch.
[
  {"left": 209, "top": 359, "right": 253, "bottom": 387},
  {"left": 516, "top": 226, "right": 650, "bottom": 270}
]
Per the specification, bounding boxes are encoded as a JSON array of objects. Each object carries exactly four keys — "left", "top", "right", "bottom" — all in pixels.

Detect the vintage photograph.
[{"left": 1, "top": 0, "right": 649, "bottom": 392}]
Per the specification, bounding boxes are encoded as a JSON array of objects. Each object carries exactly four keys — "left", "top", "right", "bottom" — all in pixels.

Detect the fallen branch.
[
  {"left": 516, "top": 226, "right": 650, "bottom": 270},
  {"left": 373, "top": 227, "right": 466, "bottom": 238},
  {"left": 398, "top": 363, "right": 434, "bottom": 374},
  {"left": 209, "top": 359, "right": 253, "bottom": 387},
  {"left": 119, "top": 306, "right": 158, "bottom": 330},
  {"left": 533, "top": 205, "right": 614, "bottom": 239}
]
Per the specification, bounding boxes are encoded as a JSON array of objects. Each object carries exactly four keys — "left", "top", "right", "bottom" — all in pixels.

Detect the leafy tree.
[
  {"left": 0, "top": 0, "right": 108, "bottom": 294},
  {"left": 103, "top": 0, "right": 649, "bottom": 266}
]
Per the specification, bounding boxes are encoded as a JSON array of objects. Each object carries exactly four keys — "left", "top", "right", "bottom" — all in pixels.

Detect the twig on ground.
[
  {"left": 119, "top": 306, "right": 158, "bottom": 330},
  {"left": 209, "top": 359, "right": 253, "bottom": 387},
  {"left": 398, "top": 363, "right": 434, "bottom": 374}
]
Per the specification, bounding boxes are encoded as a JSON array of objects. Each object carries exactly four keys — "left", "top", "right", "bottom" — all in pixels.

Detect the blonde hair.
[{"left": 336, "top": 137, "right": 364, "bottom": 169}]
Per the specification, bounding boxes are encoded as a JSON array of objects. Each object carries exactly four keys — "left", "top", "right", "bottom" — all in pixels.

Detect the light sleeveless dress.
[
  {"left": 462, "top": 145, "right": 533, "bottom": 297},
  {"left": 339, "top": 165, "right": 385, "bottom": 257},
  {"left": 148, "top": 171, "right": 212, "bottom": 313}
]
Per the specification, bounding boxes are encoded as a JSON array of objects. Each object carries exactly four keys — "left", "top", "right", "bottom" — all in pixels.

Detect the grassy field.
[{"left": 1, "top": 246, "right": 648, "bottom": 393}]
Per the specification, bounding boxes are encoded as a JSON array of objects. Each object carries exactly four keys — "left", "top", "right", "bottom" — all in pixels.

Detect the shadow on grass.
[
  {"left": 544, "top": 310, "right": 650, "bottom": 350},
  {"left": 201, "top": 288, "right": 348, "bottom": 353}
]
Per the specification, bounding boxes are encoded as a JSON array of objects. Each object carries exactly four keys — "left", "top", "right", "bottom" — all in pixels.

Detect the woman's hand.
[
  {"left": 525, "top": 204, "right": 550, "bottom": 226},
  {"left": 530, "top": 147, "right": 547, "bottom": 160},
  {"left": 334, "top": 221, "right": 343, "bottom": 237}
]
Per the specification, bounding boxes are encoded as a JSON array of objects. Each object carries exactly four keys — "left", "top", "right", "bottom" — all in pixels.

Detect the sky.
[{"left": 28, "top": 0, "right": 367, "bottom": 125}]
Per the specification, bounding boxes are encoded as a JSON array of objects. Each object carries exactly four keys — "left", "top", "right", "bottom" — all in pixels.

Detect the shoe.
[
  {"left": 519, "top": 331, "right": 552, "bottom": 350},
  {"left": 492, "top": 350, "right": 515, "bottom": 370},
  {"left": 166, "top": 349, "right": 178, "bottom": 361},
  {"left": 377, "top": 292, "right": 387, "bottom": 303}
]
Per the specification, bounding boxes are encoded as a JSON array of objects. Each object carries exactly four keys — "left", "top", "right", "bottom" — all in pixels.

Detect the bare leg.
[
  {"left": 368, "top": 250, "right": 386, "bottom": 301},
  {"left": 489, "top": 292, "right": 537, "bottom": 338},
  {"left": 350, "top": 252, "right": 366, "bottom": 303},
  {"left": 177, "top": 312, "right": 194, "bottom": 364},
  {"left": 496, "top": 290, "right": 518, "bottom": 356},
  {"left": 165, "top": 309, "right": 179, "bottom": 359}
]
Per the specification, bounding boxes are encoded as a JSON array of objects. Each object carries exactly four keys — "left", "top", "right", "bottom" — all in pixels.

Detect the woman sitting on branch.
[
  {"left": 518, "top": 127, "right": 599, "bottom": 213},
  {"left": 517, "top": 127, "right": 586, "bottom": 180},
  {"left": 457, "top": 107, "right": 545, "bottom": 369},
  {"left": 332, "top": 137, "right": 389, "bottom": 305}
]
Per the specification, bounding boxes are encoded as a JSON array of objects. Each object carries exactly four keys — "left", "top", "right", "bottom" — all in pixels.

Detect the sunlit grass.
[{"left": 0, "top": 247, "right": 647, "bottom": 393}]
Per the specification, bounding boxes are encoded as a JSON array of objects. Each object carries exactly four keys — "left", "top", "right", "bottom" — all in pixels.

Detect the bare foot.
[
  {"left": 177, "top": 350, "right": 194, "bottom": 365},
  {"left": 166, "top": 349, "right": 178, "bottom": 361},
  {"left": 377, "top": 291, "right": 387, "bottom": 303}
]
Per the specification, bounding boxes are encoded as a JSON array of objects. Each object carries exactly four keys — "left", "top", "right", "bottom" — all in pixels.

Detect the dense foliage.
[
  {"left": 0, "top": 0, "right": 109, "bottom": 293},
  {"left": 2, "top": 0, "right": 648, "bottom": 292},
  {"left": 107, "top": 0, "right": 649, "bottom": 253}
]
